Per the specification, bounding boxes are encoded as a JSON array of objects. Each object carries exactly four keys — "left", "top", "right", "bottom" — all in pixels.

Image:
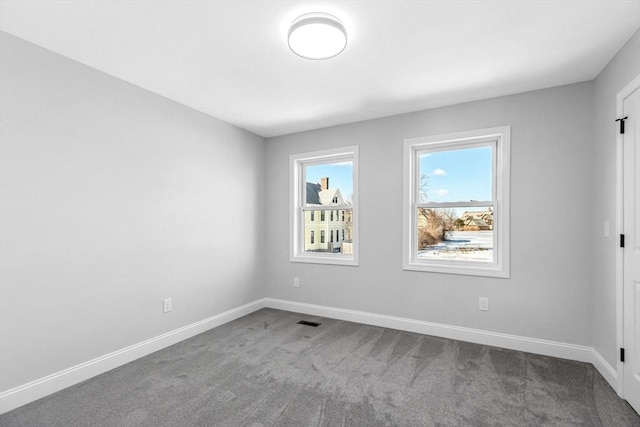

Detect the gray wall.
[
  {"left": 0, "top": 32, "right": 266, "bottom": 391},
  {"left": 2, "top": 25, "right": 638, "bottom": 397},
  {"left": 265, "top": 82, "right": 595, "bottom": 347},
  {"left": 592, "top": 29, "right": 640, "bottom": 367}
]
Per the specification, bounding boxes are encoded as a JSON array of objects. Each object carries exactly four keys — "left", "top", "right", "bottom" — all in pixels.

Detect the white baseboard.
[
  {"left": 264, "top": 298, "right": 618, "bottom": 391},
  {"left": 0, "top": 298, "right": 267, "bottom": 415},
  {"left": 1, "top": 297, "right": 620, "bottom": 415},
  {"left": 590, "top": 347, "right": 618, "bottom": 390}
]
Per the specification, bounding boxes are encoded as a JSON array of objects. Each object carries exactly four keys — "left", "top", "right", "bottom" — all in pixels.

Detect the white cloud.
[
  {"left": 433, "top": 168, "right": 447, "bottom": 176},
  {"left": 437, "top": 189, "right": 449, "bottom": 197}
]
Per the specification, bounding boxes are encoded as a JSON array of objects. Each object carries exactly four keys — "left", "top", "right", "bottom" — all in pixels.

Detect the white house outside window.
[
  {"left": 290, "top": 146, "right": 359, "bottom": 265},
  {"left": 403, "top": 127, "right": 510, "bottom": 277}
]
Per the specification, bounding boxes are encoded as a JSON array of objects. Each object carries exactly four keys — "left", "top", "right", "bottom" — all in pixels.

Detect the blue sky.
[
  {"left": 304, "top": 147, "right": 491, "bottom": 208},
  {"left": 419, "top": 146, "right": 492, "bottom": 203},
  {"left": 306, "top": 161, "right": 353, "bottom": 200}
]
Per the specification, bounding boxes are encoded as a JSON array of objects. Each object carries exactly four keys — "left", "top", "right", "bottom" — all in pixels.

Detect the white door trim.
[{"left": 616, "top": 73, "right": 640, "bottom": 397}]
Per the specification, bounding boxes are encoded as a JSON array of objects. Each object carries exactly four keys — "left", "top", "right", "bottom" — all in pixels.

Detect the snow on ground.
[{"left": 418, "top": 230, "right": 493, "bottom": 262}]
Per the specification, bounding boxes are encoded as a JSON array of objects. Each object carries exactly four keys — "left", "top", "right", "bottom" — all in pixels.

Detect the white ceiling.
[{"left": 1, "top": 1, "right": 639, "bottom": 137}]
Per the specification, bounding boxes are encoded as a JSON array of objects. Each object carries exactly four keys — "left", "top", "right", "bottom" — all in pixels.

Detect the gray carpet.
[{"left": 1, "top": 308, "right": 639, "bottom": 426}]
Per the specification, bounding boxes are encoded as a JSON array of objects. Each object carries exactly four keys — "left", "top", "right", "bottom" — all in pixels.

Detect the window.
[
  {"left": 290, "top": 146, "right": 358, "bottom": 265},
  {"left": 310, "top": 211, "right": 315, "bottom": 221},
  {"left": 403, "top": 126, "right": 510, "bottom": 277}
]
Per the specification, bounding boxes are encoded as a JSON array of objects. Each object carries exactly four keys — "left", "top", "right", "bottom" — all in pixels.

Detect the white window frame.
[
  {"left": 403, "top": 126, "right": 510, "bottom": 278},
  {"left": 290, "top": 146, "right": 359, "bottom": 266}
]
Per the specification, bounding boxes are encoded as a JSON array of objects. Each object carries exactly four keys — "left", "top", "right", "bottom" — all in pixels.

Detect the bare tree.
[
  {"left": 416, "top": 175, "right": 458, "bottom": 247},
  {"left": 419, "top": 173, "right": 429, "bottom": 202},
  {"left": 441, "top": 208, "right": 457, "bottom": 231}
]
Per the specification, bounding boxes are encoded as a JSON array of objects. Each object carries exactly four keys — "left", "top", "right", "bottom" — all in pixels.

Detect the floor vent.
[{"left": 297, "top": 320, "right": 321, "bottom": 327}]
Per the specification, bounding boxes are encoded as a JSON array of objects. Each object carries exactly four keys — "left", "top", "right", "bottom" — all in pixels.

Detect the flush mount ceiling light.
[{"left": 288, "top": 12, "right": 347, "bottom": 60}]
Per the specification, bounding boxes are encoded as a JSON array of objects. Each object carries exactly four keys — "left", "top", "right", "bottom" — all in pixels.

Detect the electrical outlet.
[
  {"left": 293, "top": 277, "right": 300, "bottom": 288},
  {"left": 163, "top": 298, "right": 172, "bottom": 313},
  {"left": 479, "top": 297, "right": 489, "bottom": 311},
  {"left": 604, "top": 220, "right": 610, "bottom": 237}
]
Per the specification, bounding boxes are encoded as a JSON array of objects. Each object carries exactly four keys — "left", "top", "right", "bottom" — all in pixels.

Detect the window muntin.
[
  {"left": 403, "top": 127, "right": 510, "bottom": 277},
  {"left": 291, "top": 146, "right": 358, "bottom": 265}
]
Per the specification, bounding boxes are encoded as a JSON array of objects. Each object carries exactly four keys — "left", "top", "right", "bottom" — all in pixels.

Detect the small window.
[
  {"left": 403, "top": 127, "right": 510, "bottom": 277},
  {"left": 310, "top": 211, "right": 315, "bottom": 221},
  {"left": 310, "top": 230, "right": 315, "bottom": 244},
  {"left": 290, "top": 146, "right": 358, "bottom": 265}
]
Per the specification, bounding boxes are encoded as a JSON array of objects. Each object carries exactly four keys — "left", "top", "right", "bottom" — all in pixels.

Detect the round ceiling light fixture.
[{"left": 288, "top": 12, "right": 347, "bottom": 60}]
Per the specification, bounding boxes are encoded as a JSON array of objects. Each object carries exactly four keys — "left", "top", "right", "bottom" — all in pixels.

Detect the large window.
[
  {"left": 403, "top": 127, "right": 510, "bottom": 277},
  {"left": 290, "top": 146, "right": 358, "bottom": 265}
]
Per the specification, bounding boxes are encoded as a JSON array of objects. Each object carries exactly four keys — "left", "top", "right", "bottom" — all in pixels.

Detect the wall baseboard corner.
[{"left": 589, "top": 348, "right": 618, "bottom": 391}]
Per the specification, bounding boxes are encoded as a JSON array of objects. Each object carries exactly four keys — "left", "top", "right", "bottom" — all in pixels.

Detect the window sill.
[
  {"left": 403, "top": 261, "right": 509, "bottom": 278},
  {"left": 290, "top": 254, "right": 358, "bottom": 266}
]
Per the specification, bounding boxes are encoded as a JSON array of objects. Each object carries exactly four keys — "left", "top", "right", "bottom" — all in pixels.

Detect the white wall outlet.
[
  {"left": 163, "top": 298, "right": 172, "bottom": 313},
  {"left": 479, "top": 297, "right": 489, "bottom": 311},
  {"left": 293, "top": 277, "right": 300, "bottom": 288},
  {"left": 604, "top": 220, "right": 610, "bottom": 237}
]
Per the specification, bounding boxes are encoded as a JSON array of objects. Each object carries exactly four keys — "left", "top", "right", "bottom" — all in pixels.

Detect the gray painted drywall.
[
  {"left": 592, "top": 29, "right": 640, "bottom": 367},
  {"left": 265, "top": 82, "right": 595, "bottom": 346},
  {"left": 2, "top": 22, "right": 638, "bottom": 400},
  {"left": 0, "top": 32, "right": 266, "bottom": 392}
]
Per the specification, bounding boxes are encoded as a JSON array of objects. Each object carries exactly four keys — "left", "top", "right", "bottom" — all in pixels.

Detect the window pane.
[
  {"left": 304, "top": 209, "right": 353, "bottom": 253},
  {"left": 305, "top": 161, "right": 353, "bottom": 207},
  {"left": 416, "top": 207, "right": 493, "bottom": 262},
  {"left": 418, "top": 146, "right": 492, "bottom": 203}
]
